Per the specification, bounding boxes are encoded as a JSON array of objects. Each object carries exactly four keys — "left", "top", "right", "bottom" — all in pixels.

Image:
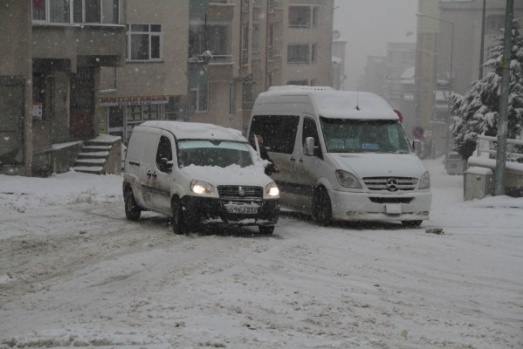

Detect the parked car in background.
[{"left": 123, "top": 121, "right": 280, "bottom": 234}]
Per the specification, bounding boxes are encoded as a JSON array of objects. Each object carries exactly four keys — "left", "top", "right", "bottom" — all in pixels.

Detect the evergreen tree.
[{"left": 450, "top": 20, "right": 523, "bottom": 160}]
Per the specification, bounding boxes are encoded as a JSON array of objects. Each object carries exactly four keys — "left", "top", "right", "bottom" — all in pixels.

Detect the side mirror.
[
  {"left": 305, "top": 137, "right": 316, "bottom": 156},
  {"left": 158, "top": 157, "right": 173, "bottom": 173}
]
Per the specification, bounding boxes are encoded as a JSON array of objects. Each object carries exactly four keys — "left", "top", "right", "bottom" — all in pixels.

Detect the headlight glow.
[
  {"left": 265, "top": 182, "right": 280, "bottom": 198},
  {"left": 335, "top": 170, "right": 362, "bottom": 189},
  {"left": 191, "top": 180, "right": 215, "bottom": 195},
  {"left": 418, "top": 171, "right": 431, "bottom": 189}
]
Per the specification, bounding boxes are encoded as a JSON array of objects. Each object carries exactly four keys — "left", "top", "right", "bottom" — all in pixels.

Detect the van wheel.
[
  {"left": 313, "top": 187, "right": 332, "bottom": 226},
  {"left": 171, "top": 197, "right": 188, "bottom": 235},
  {"left": 124, "top": 188, "right": 141, "bottom": 221},
  {"left": 259, "top": 225, "right": 275, "bottom": 235},
  {"left": 402, "top": 220, "right": 422, "bottom": 228}
]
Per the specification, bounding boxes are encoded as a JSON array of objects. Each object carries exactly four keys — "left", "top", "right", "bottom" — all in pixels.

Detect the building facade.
[
  {"left": 1, "top": 0, "right": 335, "bottom": 175},
  {"left": 99, "top": 0, "right": 188, "bottom": 144},
  {"left": 0, "top": 0, "right": 126, "bottom": 175},
  {"left": 414, "top": 0, "right": 523, "bottom": 159}
]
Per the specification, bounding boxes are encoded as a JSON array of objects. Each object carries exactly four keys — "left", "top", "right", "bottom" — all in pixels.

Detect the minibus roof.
[{"left": 262, "top": 86, "right": 399, "bottom": 120}]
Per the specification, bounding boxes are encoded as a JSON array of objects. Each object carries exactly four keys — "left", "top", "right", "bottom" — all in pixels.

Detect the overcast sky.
[{"left": 333, "top": 0, "right": 419, "bottom": 90}]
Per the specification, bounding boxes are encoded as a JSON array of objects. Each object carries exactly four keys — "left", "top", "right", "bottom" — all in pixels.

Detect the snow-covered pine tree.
[{"left": 450, "top": 20, "right": 523, "bottom": 160}]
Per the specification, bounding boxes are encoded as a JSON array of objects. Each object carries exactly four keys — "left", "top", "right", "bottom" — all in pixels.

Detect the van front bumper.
[
  {"left": 329, "top": 189, "right": 432, "bottom": 222},
  {"left": 181, "top": 196, "right": 280, "bottom": 226}
]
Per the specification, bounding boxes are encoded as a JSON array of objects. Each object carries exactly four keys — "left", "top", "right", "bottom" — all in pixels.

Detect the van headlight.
[
  {"left": 418, "top": 171, "right": 431, "bottom": 189},
  {"left": 264, "top": 182, "right": 280, "bottom": 198},
  {"left": 191, "top": 180, "right": 216, "bottom": 196},
  {"left": 335, "top": 170, "right": 362, "bottom": 189}
]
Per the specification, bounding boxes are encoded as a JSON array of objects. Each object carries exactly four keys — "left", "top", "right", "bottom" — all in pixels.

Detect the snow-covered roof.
[
  {"left": 140, "top": 121, "right": 246, "bottom": 142},
  {"left": 313, "top": 91, "right": 397, "bottom": 119},
  {"left": 262, "top": 87, "right": 397, "bottom": 120}
]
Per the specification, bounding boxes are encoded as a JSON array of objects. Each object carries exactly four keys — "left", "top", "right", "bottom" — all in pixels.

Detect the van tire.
[
  {"left": 259, "top": 225, "right": 275, "bottom": 235},
  {"left": 124, "top": 187, "right": 141, "bottom": 221},
  {"left": 313, "top": 186, "right": 332, "bottom": 226},
  {"left": 171, "top": 197, "right": 188, "bottom": 235},
  {"left": 402, "top": 220, "right": 422, "bottom": 228}
]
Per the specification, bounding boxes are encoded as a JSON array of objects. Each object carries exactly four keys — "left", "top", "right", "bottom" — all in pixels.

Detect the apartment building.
[
  {"left": 97, "top": 0, "right": 334, "bottom": 141},
  {"left": 99, "top": 0, "right": 189, "bottom": 144},
  {"left": 188, "top": 0, "right": 335, "bottom": 131},
  {"left": 331, "top": 30, "right": 347, "bottom": 90},
  {"left": 281, "top": 0, "right": 334, "bottom": 87},
  {"left": 1, "top": 0, "right": 335, "bottom": 175},
  {"left": 0, "top": 0, "right": 126, "bottom": 175}
]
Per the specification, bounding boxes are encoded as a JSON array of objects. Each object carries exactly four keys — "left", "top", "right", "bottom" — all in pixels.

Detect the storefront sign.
[{"left": 100, "top": 95, "right": 169, "bottom": 107}]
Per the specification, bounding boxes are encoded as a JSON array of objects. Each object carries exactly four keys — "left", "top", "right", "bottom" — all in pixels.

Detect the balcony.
[
  {"left": 32, "top": 24, "right": 126, "bottom": 67},
  {"left": 32, "top": 0, "right": 126, "bottom": 67}
]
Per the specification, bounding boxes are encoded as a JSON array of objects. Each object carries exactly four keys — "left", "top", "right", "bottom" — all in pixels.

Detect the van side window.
[
  {"left": 250, "top": 115, "right": 299, "bottom": 154},
  {"left": 156, "top": 136, "right": 173, "bottom": 172},
  {"left": 302, "top": 118, "right": 320, "bottom": 153}
]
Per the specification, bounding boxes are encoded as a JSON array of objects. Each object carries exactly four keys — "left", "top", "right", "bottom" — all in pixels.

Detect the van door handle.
[
  {"left": 147, "top": 170, "right": 152, "bottom": 178},
  {"left": 151, "top": 171, "right": 157, "bottom": 178},
  {"left": 290, "top": 157, "right": 296, "bottom": 162}
]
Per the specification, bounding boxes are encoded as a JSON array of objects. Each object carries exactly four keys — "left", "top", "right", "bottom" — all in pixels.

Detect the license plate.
[
  {"left": 225, "top": 204, "right": 258, "bottom": 214},
  {"left": 385, "top": 204, "right": 402, "bottom": 215}
]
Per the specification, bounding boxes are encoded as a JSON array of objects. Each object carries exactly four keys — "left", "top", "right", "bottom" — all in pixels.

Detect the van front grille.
[
  {"left": 218, "top": 185, "right": 263, "bottom": 200},
  {"left": 363, "top": 177, "right": 418, "bottom": 191},
  {"left": 369, "top": 197, "right": 414, "bottom": 204}
]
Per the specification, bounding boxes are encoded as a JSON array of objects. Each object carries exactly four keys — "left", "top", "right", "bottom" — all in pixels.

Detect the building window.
[
  {"left": 127, "top": 24, "right": 162, "bottom": 61},
  {"left": 32, "top": 0, "right": 120, "bottom": 24},
  {"left": 287, "top": 80, "right": 308, "bottom": 86},
  {"left": 252, "top": 23, "right": 261, "bottom": 60},
  {"left": 189, "top": 23, "right": 232, "bottom": 62},
  {"left": 288, "top": 44, "right": 310, "bottom": 64},
  {"left": 289, "top": 6, "right": 311, "bottom": 28},
  {"left": 242, "top": 24, "right": 249, "bottom": 65},
  {"left": 49, "top": 0, "right": 70, "bottom": 23},
  {"left": 190, "top": 84, "right": 208, "bottom": 112},
  {"left": 311, "top": 43, "right": 318, "bottom": 63},
  {"left": 288, "top": 6, "right": 321, "bottom": 29}
]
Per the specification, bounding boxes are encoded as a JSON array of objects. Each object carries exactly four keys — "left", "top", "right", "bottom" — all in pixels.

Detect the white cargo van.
[
  {"left": 123, "top": 121, "right": 280, "bottom": 234},
  {"left": 248, "top": 86, "right": 431, "bottom": 227}
]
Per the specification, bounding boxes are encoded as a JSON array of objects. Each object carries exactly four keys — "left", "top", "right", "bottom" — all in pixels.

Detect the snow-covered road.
[{"left": 0, "top": 159, "right": 522, "bottom": 349}]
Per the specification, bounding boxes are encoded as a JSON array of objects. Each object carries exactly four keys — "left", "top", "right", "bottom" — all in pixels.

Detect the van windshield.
[
  {"left": 320, "top": 118, "right": 411, "bottom": 154},
  {"left": 178, "top": 140, "right": 254, "bottom": 168}
]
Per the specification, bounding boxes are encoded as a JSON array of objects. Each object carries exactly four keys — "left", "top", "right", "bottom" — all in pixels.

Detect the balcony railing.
[{"left": 188, "top": 53, "right": 233, "bottom": 64}]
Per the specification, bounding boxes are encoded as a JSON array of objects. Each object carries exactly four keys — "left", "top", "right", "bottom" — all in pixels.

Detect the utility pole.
[
  {"left": 479, "top": 0, "right": 486, "bottom": 79},
  {"left": 494, "top": 0, "right": 514, "bottom": 195}
]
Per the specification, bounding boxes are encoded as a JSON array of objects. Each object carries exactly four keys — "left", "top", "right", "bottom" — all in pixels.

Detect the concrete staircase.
[{"left": 73, "top": 135, "right": 122, "bottom": 175}]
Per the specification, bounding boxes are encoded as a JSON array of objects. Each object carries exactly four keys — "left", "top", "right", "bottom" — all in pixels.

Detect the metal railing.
[{"left": 475, "top": 135, "right": 523, "bottom": 162}]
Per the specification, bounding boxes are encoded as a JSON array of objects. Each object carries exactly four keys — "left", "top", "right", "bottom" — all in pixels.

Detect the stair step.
[
  {"left": 74, "top": 166, "right": 105, "bottom": 174},
  {"left": 78, "top": 151, "right": 109, "bottom": 159},
  {"left": 75, "top": 159, "right": 106, "bottom": 166},
  {"left": 83, "top": 145, "right": 113, "bottom": 152}
]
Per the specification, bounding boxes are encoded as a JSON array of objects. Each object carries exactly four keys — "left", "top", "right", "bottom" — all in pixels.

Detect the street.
[{"left": 0, "top": 159, "right": 522, "bottom": 349}]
